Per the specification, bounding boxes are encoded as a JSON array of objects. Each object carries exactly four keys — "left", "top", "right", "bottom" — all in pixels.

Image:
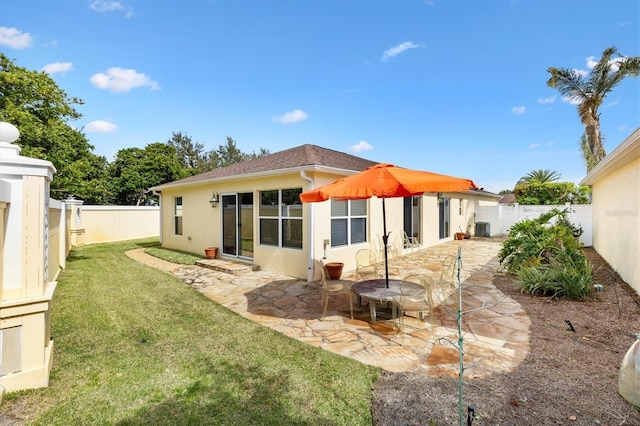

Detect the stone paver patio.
[{"left": 131, "top": 236, "right": 530, "bottom": 379}]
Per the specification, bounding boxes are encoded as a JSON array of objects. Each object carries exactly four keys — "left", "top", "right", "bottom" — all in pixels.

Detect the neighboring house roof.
[
  {"left": 581, "top": 127, "right": 640, "bottom": 186},
  {"left": 499, "top": 193, "right": 517, "bottom": 204},
  {"left": 151, "top": 144, "right": 379, "bottom": 190}
]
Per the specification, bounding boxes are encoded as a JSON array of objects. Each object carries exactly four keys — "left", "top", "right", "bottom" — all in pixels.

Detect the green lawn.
[{"left": 1, "top": 239, "right": 378, "bottom": 425}]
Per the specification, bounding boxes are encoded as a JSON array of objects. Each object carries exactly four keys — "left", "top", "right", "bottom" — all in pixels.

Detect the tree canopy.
[
  {"left": 209, "top": 136, "right": 270, "bottom": 169},
  {"left": 110, "top": 143, "right": 186, "bottom": 205},
  {"left": 167, "top": 131, "right": 210, "bottom": 175},
  {"left": 0, "top": 53, "right": 111, "bottom": 203},
  {"left": 167, "top": 133, "right": 270, "bottom": 176},
  {"left": 514, "top": 182, "right": 590, "bottom": 205},
  {"left": 518, "top": 169, "right": 561, "bottom": 185},
  {"left": 547, "top": 46, "right": 640, "bottom": 171}
]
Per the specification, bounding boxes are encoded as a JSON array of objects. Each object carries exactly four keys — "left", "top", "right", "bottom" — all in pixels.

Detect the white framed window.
[
  {"left": 330, "top": 199, "right": 367, "bottom": 247},
  {"left": 259, "top": 188, "right": 303, "bottom": 249},
  {"left": 174, "top": 197, "right": 183, "bottom": 235},
  {"left": 459, "top": 198, "right": 463, "bottom": 215}
]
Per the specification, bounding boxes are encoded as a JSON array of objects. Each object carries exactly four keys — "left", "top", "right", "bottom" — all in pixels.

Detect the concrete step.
[{"left": 195, "top": 258, "right": 261, "bottom": 275}]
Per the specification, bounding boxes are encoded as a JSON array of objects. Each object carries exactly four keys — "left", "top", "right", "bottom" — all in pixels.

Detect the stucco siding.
[
  {"left": 159, "top": 171, "right": 315, "bottom": 279},
  {"left": 591, "top": 158, "right": 640, "bottom": 294},
  {"left": 82, "top": 206, "right": 160, "bottom": 244}
]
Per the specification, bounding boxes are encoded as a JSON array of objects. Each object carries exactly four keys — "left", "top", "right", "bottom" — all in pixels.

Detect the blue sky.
[{"left": 1, "top": 0, "right": 639, "bottom": 192}]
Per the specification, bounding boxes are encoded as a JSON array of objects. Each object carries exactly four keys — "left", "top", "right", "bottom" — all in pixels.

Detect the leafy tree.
[
  {"left": 514, "top": 182, "right": 589, "bottom": 205},
  {"left": 167, "top": 131, "right": 210, "bottom": 175},
  {"left": 547, "top": 46, "right": 640, "bottom": 170},
  {"left": 0, "top": 53, "right": 111, "bottom": 203},
  {"left": 207, "top": 136, "right": 269, "bottom": 169},
  {"left": 518, "top": 169, "right": 561, "bottom": 184},
  {"left": 110, "top": 143, "right": 185, "bottom": 205}
]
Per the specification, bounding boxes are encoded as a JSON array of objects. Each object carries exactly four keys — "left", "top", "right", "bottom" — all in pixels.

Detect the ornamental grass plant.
[
  {"left": 0, "top": 239, "right": 377, "bottom": 425},
  {"left": 498, "top": 208, "right": 593, "bottom": 299}
]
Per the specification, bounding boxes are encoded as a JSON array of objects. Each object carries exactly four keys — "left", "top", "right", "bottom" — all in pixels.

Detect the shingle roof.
[
  {"left": 158, "top": 144, "right": 379, "bottom": 188},
  {"left": 499, "top": 193, "right": 517, "bottom": 204}
]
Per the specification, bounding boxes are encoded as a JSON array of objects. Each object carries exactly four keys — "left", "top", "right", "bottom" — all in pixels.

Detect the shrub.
[
  {"left": 499, "top": 208, "right": 592, "bottom": 299},
  {"left": 513, "top": 182, "right": 590, "bottom": 205}
]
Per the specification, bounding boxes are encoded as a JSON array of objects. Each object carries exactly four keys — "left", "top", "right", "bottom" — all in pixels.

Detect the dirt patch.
[{"left": 372, "top": 248, "right": 640, "bottom": 425}]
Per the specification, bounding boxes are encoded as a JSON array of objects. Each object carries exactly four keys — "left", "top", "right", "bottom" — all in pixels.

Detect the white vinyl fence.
[{"left": 475, "top": 203, "right": 592, "bottom": 246}]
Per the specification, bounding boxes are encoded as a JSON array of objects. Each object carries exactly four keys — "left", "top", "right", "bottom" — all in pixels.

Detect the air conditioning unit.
[{"left": 475, "top": 222, "right": 490, "bottom": 237}]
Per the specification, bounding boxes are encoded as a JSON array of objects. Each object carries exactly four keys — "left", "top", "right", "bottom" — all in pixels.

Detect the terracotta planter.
[
  {"left": 325, "top": 262, "right": 344, "bottom": 280},
  {"left": 204, "top": 247, "right": 219, "bottom": 259},
  {"left": 454, "top": 232, "right": 465, "bottom": 240}
]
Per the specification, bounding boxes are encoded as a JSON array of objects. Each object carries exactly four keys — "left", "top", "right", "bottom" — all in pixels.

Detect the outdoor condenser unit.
[{"left": 475, "top": 222, "right": 490, "bottom": 237}]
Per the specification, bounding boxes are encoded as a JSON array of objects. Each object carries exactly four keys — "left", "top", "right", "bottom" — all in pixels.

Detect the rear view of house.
[{"left": 151, "top": 144, "right": 498, "bottom": 280}]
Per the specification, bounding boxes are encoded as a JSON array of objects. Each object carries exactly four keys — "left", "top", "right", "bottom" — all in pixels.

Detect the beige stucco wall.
[
  {"left": 82, "top": 206, "right": 159, "bottom": 244},
  {"left": 0, "top": 137, "right": 56, "bottom": 393},
  {"left": 159, "top": 171, "right": 311, "bottom": 279},
  {"left": 48, "top": 205, "right": 61, "bottom": 282},
  {"left": 588, "top": 158, "right": 639, "bottom": 294},
  {"left": 582, "top": 128, "right": 640, "bottom": 295}
]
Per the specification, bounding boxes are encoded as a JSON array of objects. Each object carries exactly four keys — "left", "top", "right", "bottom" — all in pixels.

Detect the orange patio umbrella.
[{"left": 300, "top": 163, "right": 478, "bottom": 287}]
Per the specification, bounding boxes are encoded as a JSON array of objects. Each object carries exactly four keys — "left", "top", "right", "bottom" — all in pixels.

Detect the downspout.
[
  {"left": 300, "top": 170, "right": 314, "bottom": 282},
  {"left": 154, "top": 190, "right": 163, "bottom": 244}
]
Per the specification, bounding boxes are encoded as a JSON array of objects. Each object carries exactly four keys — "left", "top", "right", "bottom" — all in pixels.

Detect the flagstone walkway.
[{"left": 127, "top": 236, "right": 531, "bottom": 379}]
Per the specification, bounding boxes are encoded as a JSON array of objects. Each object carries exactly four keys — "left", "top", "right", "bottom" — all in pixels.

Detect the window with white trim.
[
  {"left": 259, "top": 188, "right": 303, "bottom": 249},
  {"left": 330, "top": 199, "right": 367, "bottom": 247},
  {"left": 174, "top": 197, "right": 183, "bottom": 235}
]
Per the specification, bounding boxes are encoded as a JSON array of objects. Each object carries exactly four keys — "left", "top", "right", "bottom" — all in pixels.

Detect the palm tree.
[
  {"left": 547, "top": 46, "right": 640, "bottom": 171},
  {"left": 518, "top": 169, "right": 561, "bottom": 185}
]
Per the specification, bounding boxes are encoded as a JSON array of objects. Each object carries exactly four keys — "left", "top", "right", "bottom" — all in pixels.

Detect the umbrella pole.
[{"left": 382, "top": 198, "right": 390, "bottom": 288}]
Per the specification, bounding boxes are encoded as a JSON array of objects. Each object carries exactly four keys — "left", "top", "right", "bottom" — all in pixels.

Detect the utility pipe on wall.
[{"left": 300, "top": 170, "right": 314, "bottom": 282}]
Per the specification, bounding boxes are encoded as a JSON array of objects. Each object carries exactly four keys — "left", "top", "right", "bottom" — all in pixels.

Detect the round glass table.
[{"left": 351, "top": 278, "right": 420, "bottom": 323}]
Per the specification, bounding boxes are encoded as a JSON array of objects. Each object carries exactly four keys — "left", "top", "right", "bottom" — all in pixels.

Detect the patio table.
[{"left": 351, "top": 279, "right": 421, "bottom": 323}]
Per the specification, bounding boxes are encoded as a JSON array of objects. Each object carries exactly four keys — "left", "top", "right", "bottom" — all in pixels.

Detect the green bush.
[
  {"left": 514, "top": 182, "right": 590, "bottom": 205},
  {"left": 499, "top": 209, "right": 592, "bottom": 299}
]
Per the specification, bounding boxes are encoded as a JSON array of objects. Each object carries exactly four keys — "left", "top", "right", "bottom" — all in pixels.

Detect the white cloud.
[
  {"left": 528, "top": 143, "right": 540, "bottom": 149},
  {"left": 381, "top": 41, "right": 420, "bottom": 62},
  {"left": 0, "top": 27, "right": 33, "bottom": 49},
  {"left": 89, "top": 1, "right": 134, "bottom": 18},
  {"left": 537, "top": 96, "right": 555, "bottom": 104},
  {"left": 511, "top": 106, "right": 526, "bottom": 115},
  {"left": 585, "top": 53, "right": 627, "bottom": 74},
  {"left": 272, "top": 109, "right": 308, "bottom": 124},
  {"left": 349, "top": 140, "right": 374, "bottom": 153},
  {"left": 90, "top": 67, "right": 159, "bottom": 93},
  {"left": 604, "top": 98, "right": 620, "bottom": 108},
  {"left": 85, "top": 120, "right": 118, "bottom": 133},
  {"left": 42, "top": 62, "right": 73, "bottom": 75},
  {"left": 572, "top": 67, "right": 588, "bottom": 77},
  {"left": 561, "top": 95, "right": 582, "bottom": 105}
]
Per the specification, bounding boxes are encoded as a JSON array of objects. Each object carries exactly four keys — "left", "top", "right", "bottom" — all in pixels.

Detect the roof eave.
[
  {"left": 580, "top": 127, "right": 640, "bottom": 186},
  {"left": 150, "top": 164, "right": 362, "bottom": 192}
]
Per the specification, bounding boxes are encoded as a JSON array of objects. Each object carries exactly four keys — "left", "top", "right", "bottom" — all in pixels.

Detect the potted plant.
[
  {"left": 325, "top": 262, "right": 344, "bottom": 280},
  {"left": 204, "top": 247, "right": 219, "bottom": 259},
  {"left": 454, "top": 227, "right": 466, "bottom": 240}
]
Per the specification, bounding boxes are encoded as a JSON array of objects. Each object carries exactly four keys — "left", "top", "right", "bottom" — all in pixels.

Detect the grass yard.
[{"left": 1, "top": 239, "right": 378, "bottom": 425}]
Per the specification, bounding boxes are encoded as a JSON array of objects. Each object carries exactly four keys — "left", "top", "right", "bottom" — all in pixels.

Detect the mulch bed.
[{"left": 372, "top": 247, "right": 640, "bottom": 425}]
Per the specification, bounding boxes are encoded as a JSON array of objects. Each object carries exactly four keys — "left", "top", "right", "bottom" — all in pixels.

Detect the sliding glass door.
[{"left": 222, "top": 192, "right": 254, "bottom": 258}]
